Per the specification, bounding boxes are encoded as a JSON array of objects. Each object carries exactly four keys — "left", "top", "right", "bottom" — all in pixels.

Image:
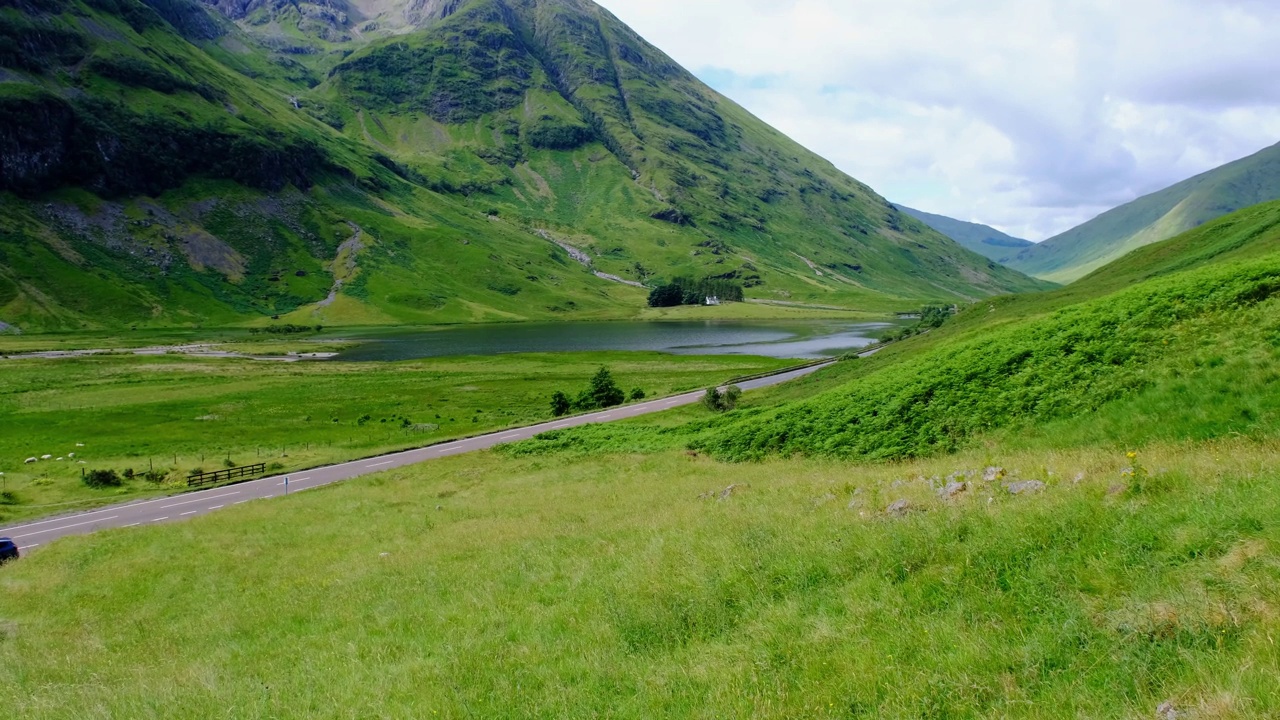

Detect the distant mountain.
[
  {"left": 1005, "top": 140, "right": 1280, "bottom": 283},
  {"left": 896, "top": 205, "right": 1032, "bottom": 262},
  {"left": 0, "top": 0, "right": 1045, "bottom": 332}
]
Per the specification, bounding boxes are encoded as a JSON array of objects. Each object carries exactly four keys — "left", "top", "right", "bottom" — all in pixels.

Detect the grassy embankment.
[
  {"left": 1, "top": 440, "right": 1276, "bottom": 718},
  {"left": 0, "top": 352, "right": 789, "bottom": 522}
]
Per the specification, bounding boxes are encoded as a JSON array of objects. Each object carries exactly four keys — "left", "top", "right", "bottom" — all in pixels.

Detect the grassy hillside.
[
  {"left": 504, "top": 201, "right": 1280, "bottom": 465},
  {"left": 1006, "top": 141, "right": 1280, "bottom": 283},
  {"left": 0, "top": 0, "right": 1046, "bottom": 332},
  {"left": 2, "top": 434, "right": 1277, "bottom": 717},
  {"left": 897, "top": 204, "right": 1033, "bottom": 262}
]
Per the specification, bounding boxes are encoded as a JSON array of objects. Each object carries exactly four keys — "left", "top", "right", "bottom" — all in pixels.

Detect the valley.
[{"left": 1, "top": 0, "right": 1279, "bottom": 717}]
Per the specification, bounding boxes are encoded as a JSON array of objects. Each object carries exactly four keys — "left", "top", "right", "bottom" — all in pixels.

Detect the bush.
[
  {"left": 629, "top": 388, "right": 647, "bottom": 401},
  {"left": 702, "top": 385, "right": 742, "bottom": 412},
  {"left": 83, "top": 469, "right": 122, "bottom": 488},
  {"left": 550, "top": 391, "right": 571, "bottom": 417}
]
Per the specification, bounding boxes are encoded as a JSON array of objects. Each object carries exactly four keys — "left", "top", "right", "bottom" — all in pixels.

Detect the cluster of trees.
[
  {"left": 249, "top": 324, "right": 324, "bottom": 335},
  {"left": 882, "top": 305, "right": 955, "bottom": 342},
  {"left": 550, "top": 367, "right": 646, "bottom": 417},
  {"left": 647, "top": 277, "right": 745, "bottom": 307}
]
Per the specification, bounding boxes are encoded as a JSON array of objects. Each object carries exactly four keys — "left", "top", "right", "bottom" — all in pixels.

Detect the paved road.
[{"left": 0, "top": 360, "right": 837, "bottom": 550}]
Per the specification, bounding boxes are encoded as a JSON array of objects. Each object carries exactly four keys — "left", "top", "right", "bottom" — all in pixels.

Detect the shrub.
[
  {"left": 550, "top": 391, "right": 571, "bottom": 417},
  {"left": 702, "top": 385, "right": 742, "bottom": 412},
  {"left": 629, "top": 388, "right": 647, "bottom": 401},
  {"left": 83, "top": 469, "right": 122, "bottom": 488}
]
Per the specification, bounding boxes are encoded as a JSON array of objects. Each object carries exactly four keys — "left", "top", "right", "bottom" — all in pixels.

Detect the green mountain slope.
[
  {"left": 1005, "top": 141, "right": 1280, "bottom": 283},
  {"left": 896, "top": 204, "right": 1032, "bottom": 262},
  {"left": 689, "top": 200, "right": 1280, "bottom": 461},
  {"left": 0, "top": 0, "right": 1045, "bottom": 332}
]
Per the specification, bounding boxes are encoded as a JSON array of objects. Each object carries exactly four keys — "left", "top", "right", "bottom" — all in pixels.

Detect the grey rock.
[
  {"left": 885, "top": 498, "right": 913, "bottom": 516},
  {"left": 983, "top": 466, "right": 1006, "bottom": 482},
  {"left": 1156, "top": 700, "right": 1180, "bottom": 720},
  {"left": 1005, "top": 480, "right": 1046, "bottom": 495},
  {"left": 937, "top": 481, "right": 967, "bottom": 499}
]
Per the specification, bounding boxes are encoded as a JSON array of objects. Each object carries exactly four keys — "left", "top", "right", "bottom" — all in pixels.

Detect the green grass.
[
  {"left": 0, "top": 351, "right": 789, "bottom": 521},
  {"left": 2, "top": 439, "right": 1277, "bottom": 717}
]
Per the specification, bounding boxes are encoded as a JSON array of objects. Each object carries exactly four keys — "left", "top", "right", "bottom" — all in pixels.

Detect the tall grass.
[{"left": 1, "top": 441, "right": 1277, "bottom": 717}]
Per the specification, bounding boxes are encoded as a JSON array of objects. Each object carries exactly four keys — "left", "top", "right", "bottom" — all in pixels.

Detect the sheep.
[
  {"left": 68, "top": 452, "right": 75, "bottom": 458},
  {"left": 24, "top": 457, "right": 36, "bottom": 464},
  {"left": 56, "top": 457, "right": 64, "bottom": 461},
  {"left": 75, "top": 443, "right": 85, "bottom": 447},
  {"left": 41, "top": 454, "right": 52, "bottom": 459}
]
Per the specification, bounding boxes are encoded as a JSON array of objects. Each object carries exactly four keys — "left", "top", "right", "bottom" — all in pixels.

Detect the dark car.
[{"left": 0, "top": 537, "right": 18, "bottom": 563}]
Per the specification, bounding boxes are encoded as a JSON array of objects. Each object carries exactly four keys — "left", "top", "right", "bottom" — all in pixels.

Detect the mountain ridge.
[
  {"left": 0, "top": 0, "right": 1047, "bottom": 332},
  {"left": 895, "top": 205, "right": 1032, "bottom": 263},
  {"left": 1005, "top": 140, "right": 1280, "bottom": 283}
]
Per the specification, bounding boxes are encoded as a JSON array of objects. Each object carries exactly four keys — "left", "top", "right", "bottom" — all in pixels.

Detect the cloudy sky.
[{"left": 597, "top": 0, "right": 1280, "bottom": 241}]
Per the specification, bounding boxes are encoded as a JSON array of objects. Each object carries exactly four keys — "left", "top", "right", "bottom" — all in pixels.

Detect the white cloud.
[{"left": 596, "top": 0, "right": 1280, "bottom": 240}]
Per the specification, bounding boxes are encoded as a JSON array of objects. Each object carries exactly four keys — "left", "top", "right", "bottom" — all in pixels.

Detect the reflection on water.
[{"left": 330, "top": 320, "right": 898, "bottom": 361}]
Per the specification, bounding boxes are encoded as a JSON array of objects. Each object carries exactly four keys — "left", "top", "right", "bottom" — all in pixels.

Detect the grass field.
[
  {"left": 0, "top": 352, "right": 789, "bottom": 522},
  {"left": 1, "top": 438, "right": 1276, "bottom": 718}
]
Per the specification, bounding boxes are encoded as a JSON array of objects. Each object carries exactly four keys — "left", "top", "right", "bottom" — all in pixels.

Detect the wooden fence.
[{"left": 187, "top": 463, "right": 268, "bottom": 488}]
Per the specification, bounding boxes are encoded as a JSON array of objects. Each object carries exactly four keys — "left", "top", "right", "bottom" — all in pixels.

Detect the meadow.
[
  {"left": 1, "top": 439, "right": 1276, "bottom": 718},
  {"left": 0, "top": 351, "right": 788, "bottom": 522}
]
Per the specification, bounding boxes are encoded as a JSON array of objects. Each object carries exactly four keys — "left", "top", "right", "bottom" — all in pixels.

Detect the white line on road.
[
  {"left": 152, "top": 517, "right": 168, "bottom": 522},
  {"left": 124, "top": 523, "right": 140, "bottom": 528},
  {"left": 17, "top": 544, "right": 38, "bottom": 550},
  {"left": 234, "top": 501, "right": 248, "bottom": 505},
  {"left": 180, "top": 511, "right": 198, "bottom": 516},
  {"left": 367, "top": 461, "right": 393, "bottom": 468},
  {"left": 160, "top": 491, "right": 239, "bottom": 510},
  {"left": 210, "top": 505, "right": 224, "bottom": 510},
  {"left": 501, "top": 433, "right": 521, "bottom": 439},
  {"left": 13, "top": 515, "right": 119, "bottom": 538}
]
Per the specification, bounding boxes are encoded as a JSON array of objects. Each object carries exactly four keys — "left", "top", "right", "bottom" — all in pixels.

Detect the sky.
[{"left": 596, "top": 0, "right": 1280, "bottom": 241}]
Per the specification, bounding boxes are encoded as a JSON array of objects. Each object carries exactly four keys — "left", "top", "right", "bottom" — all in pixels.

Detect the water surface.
[{"left": 330, "top": 320, "right": 898, "bottom": 362}]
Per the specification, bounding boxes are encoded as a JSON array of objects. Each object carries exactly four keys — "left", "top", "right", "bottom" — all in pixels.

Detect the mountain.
[
  {"left": 0, "top": 0, "right": 1046, "bottom": 332},
  {"left": 1004, "top": 140, "right": 1280, "bottom": 283},
  {"left": 895, "top": 205, "right": 1032, "bottom": 262}
]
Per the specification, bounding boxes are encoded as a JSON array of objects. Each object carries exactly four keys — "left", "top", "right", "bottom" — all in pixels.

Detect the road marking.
[
  {"left": 501, "top": 433, "right": 521, "bottom": 439},
  {"left": 294, "top": 477, "right": 311, "bottom": 482},
  {"left": 598, "top": 414, "right": 613, "bottom": 419},
  {"left": 124, "top": 523, "right": 140, "bottom": 528},
  {"left": 180, "top": 511, "right": 198, "bottom": 516},
  {"left": 367, "top": 461, "right": 393, "bottom": 468},
  {"left": 13, "top": 515, "right": 119, "bottom": 538},
  {"left": 209, "top": 505, "right": 224, "bottom": 510},
  {"left": 152, "top": 517, "right": 168, "bottom": 522},
  {"left": 17, "top": 544, "right": 38, "bottom": 550},
  {"left": 234, "top": 500, "right": 248, "bottom": 505},
  {"left": 160, "top": 491, "right": 239, "bottom": 510}
]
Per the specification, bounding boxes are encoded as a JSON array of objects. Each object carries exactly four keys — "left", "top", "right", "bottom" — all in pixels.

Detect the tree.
[
  {"left": 585, "top": 366, "right": 625, "bottom": 409},
  {"left": 550, "top": 390, "right": 571, "bottom": 417},
  {"left": 647, "top": 284, "right": 683, "bottom": 307}
]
